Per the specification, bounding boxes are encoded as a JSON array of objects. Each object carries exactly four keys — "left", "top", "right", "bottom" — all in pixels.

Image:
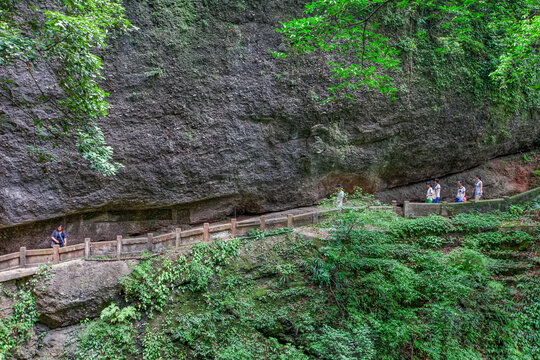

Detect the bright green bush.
[
  {"left": 451, "top": 212, "right": 500, "bottom": 233},
  {"left": 464, "top": 231, "right": 535, "bottom": 251},
  {"left": 307, "top": 324, "right": 374, "bottom": 360},
  {"left": 0, "top": 286, "right": 38, "bottom": 360},
  {"left": 73, "top": 304, "right": 137, "bottom": 360},
  {"left": 387, "top": 215, "right": 452, "bottom": 239}
]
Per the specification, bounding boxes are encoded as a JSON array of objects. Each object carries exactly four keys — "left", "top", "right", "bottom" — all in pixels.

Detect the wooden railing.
[{"left": 0, "top": 205, "right": 395, "bottom": 282}]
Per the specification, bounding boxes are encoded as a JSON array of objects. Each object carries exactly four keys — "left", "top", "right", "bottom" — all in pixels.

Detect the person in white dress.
[
  {"left": 455, "top": 181, "right": 466, "bottom": 202},
  {"left": 335, "top": 184, "right": 345, "bottom": 208},
  {"left": 474, "top": 175, "right": 483, "bottom": 201},
  {"left": 425, "top": 182, "right": 435, "bottom": 203}
]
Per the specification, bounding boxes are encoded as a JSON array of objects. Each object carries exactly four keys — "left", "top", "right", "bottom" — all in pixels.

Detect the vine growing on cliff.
[{"left": 0, "top": 0, "right": 129, "bottom": 175}]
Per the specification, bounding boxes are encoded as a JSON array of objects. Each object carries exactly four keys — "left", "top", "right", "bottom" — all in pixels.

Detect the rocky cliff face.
[{"left": 0, "top": 0, "right": 539, "bottom": 253}]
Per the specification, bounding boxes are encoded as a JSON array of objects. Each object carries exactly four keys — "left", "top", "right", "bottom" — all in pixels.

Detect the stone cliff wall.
[{"left": 0, "top": 0, "right": 539, "bottom": 253}]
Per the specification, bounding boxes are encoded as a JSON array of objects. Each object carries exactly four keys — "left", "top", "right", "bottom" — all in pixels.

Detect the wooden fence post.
[
  {"left": 147, "top": 233, "right": 154, "bottom": 252},
  {"left": 84, "top": 238, "right": 91, "bottom": 259},
  {"left": 287, "top": 214, "right": 294, "bottom": 228},
  {"left": 404, "top": 201, "right": 410, "bottom": 219},
  {"left": 231, "top": 219, "right": 237, "bottom": 238},
  {"left": 19, "top": 247, "right": 26, "bottom": 268},
  {"left": 175, "top": 228, "right": 182, "bottom": 247},
  {"left": 116, "top": 235, "right": 123, "bottom": 259},
  {"left": 203, "top": 223, "right": 210, "bottom": 242},
  {"left": 53, "top": 245, "right": 59, "bottom": 264},
  {"left": 260, "top": 216, "right": 266, "bottom": 231},
  {"left": 392, "top": 200, "right": 398, "bottom": 214}
]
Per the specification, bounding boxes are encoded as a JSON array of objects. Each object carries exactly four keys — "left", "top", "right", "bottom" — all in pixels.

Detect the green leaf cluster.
[{"left": 275, "top": 0, "right": 539, "bottom": 107}]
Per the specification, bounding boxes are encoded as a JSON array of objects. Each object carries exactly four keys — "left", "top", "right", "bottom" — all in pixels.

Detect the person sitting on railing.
[{"left": 50, "top": 225, "right": 67, "bottom": 248}]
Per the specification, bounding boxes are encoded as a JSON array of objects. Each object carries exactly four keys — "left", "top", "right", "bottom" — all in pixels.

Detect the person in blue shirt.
[
  {"left": 433, "top": 178, "right": 441, "bottom": 203},
  {"left": 50, "top": 225, "right": 67, "bottom": 247}
]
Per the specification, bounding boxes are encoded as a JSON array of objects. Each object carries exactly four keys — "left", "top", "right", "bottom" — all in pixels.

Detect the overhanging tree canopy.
[{"left": 272, "top": 0, "right": 539, "bottom": 104}]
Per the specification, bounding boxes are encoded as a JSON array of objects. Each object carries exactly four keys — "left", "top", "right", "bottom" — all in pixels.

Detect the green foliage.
[
  {"left": 274, "top": 0, "right": 539, "bottom": 108},
  {"left": 451, "top": 212, "right": 500, "bottom": 233},
  {"left": 307, "top": 324, "right": 375, "bottom": 360},
  {"left": 416, "top": 235, "right": 447, "bottom": 248},
  {"left": 509, "top": 277, "right": 540, "bottom": 359},
  {"left": 73, "top": 304, "right": 137, "bottom": 360},
  {"left": 75, "top": 201, "right": 540, "bottom": 359},
  {"left": 121, "top": 258, "right": 177, "bottom": 315},
  {"left": 0, "top": 286, "right": 38, "bottom": 360},
  {"left": 142, "top": 326, "right": 176, "bottom": 360},
  {"left": 388, "top": 214, "right": 452, "bottom": 238},
  {"left": 464, "top": 231, "right": 534, "bottom": 251},
  {"left": 0, "top": 265, "right": 49, "bottom": 360},
  {"left": 122, "top": 237, "right": 242, "bottom": 314},
  {"left": 0, "top": 0, "right": 129, "bottom": 175}
]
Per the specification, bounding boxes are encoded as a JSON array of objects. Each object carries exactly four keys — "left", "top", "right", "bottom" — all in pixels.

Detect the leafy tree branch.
[
  {"left": 273, "top": 0, "right": 539, "bottom": 104},
  {"left": 0, "top": 0, "right": 130, "bottom": 175}
]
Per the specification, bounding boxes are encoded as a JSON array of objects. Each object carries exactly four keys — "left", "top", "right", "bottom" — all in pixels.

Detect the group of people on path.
[
  {"left": 50, "top": 179, "right": 484, "bottom": 248},
  {"left": 334, "top": 175, "right": 484, "bottom": 208},
  {"left": 425, "top": 175, "right": 483, "bottom": 203}
]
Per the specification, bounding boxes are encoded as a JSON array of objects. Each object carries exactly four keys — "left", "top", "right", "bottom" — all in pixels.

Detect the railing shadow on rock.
[{"left": 0, "top": 205, "right": 394, "bottom": 282}]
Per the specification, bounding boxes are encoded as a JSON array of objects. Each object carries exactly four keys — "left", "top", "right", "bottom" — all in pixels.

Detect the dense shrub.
[
  {"left": 307, "top": 325, "right": 374, "bottom": 360},
  {"left": 451, "top": 212, "right": 500, "bottom": 233},
  {"left": 73, "top": 304, "right": 137, "bottom": 360},
  {"left": 464, "top": 231, "right": 535, "bottom": 251},
  {"left": 387, "top": 215, "right": 452, "bottom": 239},
  {"left": 71, "top": 204, "right": 539, "bottom": 359}
]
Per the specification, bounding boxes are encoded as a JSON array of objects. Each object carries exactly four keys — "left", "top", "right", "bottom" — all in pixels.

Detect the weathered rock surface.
[
  {"left": 376, "top": 152, "right": 540, "bottom": 203},
  {"left": 0, "top": 0, "right": 538, "bottom": 253},
  {"left": 13, "top": 324, "right": 78, "bottom": 360},
  {"left": 33, "top": 259, "right": 137, "bottom": 329}
]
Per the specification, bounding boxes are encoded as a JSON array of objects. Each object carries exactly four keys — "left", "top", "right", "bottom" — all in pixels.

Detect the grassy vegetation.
[
  {"left": 65, "top": 196, "right": 540, "bottom": 360},
  {"left": 2, "top": 198, "right": 538, "bottom": 359}
]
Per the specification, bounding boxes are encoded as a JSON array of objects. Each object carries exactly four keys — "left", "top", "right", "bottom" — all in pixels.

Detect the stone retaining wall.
[{"left": 404, "top": 187, "right": 540, "bottom": 219}]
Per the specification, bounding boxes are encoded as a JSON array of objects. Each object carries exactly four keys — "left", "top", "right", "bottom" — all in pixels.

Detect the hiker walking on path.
[
  {"left": 335, "top": 184, "right": 345, "bottom": 208},
  {"left": 433, "top": 179, "right": 441, "bottom": 203},
  {"left": 425, "top": 182, "right": 435, "bottom": 203},
  {"left": 50, "top": 225, "right": 67, "bottom": 248},
  {"left": 474, "top": 175, "right": 483, "bottom": 201},
  {"left": 455, "top": 181, "right": 467, "bottom": 202}
]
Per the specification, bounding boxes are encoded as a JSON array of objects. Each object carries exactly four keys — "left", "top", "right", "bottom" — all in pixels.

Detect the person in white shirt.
[
  {"left": 433, "top": 178, "right": 441, "bottom": 203},
  {"left": 425, "top": 182, "right": 435, "bottom": 203},
  {"left": 455, "top": 180, "right": 466, "bottom": 202},
  {"left": 474, "top": 175, "right": 483, "bottom": 201},
  {"left": 335, "top": 184, "right": 345, "bottom": 208}
]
